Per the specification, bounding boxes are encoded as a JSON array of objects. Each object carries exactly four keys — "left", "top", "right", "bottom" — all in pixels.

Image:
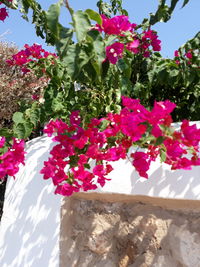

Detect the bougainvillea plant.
[
  {"left": 40, "top": 98, "right": 200, "bottom": 196},
  {"left": 0, "top": 0, "right": 199, "bottom": 197}
]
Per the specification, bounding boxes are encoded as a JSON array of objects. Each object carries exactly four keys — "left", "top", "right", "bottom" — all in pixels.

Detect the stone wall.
[{"left": 60, "top": 194, "right": 200, "bottom": 267}]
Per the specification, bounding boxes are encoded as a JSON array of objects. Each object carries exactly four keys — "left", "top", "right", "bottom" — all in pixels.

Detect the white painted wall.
[
  {"left": 98, "top": 155, "right": 200, "bottom": 199},
  {"left": 0, "top": 122, "right": 199, "bottom": 266},
  {"left": 0, "top": 136, "right": 62, "bottom": 267}
]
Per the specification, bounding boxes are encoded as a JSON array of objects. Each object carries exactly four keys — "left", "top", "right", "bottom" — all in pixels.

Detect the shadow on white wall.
[
  {"left": 0, "top": 136, "right": 62, "bottom": 267},
  {"left": 95, "top": 156, "right": 200, "bottom": 200}
]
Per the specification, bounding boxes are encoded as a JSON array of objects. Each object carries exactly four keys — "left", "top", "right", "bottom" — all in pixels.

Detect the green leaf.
[
  {"left": 104, "top": 35, "right": 117, "bottom": 46},
  {"left": 29, "top": 108, "right": 40, "bottom": 126},
  {"left": 72, "top": 10, "right": 91, "bottom": 42},
  {"left": 120, "top": 77, "right": 132, "bottom": 95},
  {"left": 155, "top": 136, "right": 165, "bottom": 146},
  {"left": 62, "top": 44, "right": 80, "bottom": 77},
  {"left": 69, "top": 155, "right": 79, "bottom": 167},
  {"left": 0, "top": 128, "right": 13, "bottom": 139},
  {"left": 0, "top": 145, "right": 9, "bottom": 155},
  {"left": 13, "top": 121, "right": 33, "bottom": 139},
  {"left": 168, "top": 69, "right": 179, "bottom": 77},
  {"left": 56, "top": 27, "right": 73, "bottom": 57},
  {"left": 85, "top": 9, "right": 102, "bottom": 24},
  {"left": 113, "top": 104, "right": 121, "bottom": 113},
  {"left": 170, "top": 0, "right": 179, "bottom": 11},
  {"left": 8, "top": 0, "right": 18, "bottom": 9},
  {"left": 63, "top": 43, "right": 93, "bottom": 80},
  {"left": 88, "top": 31, "right": 105, "bottom": 57},
  {"left": 12, "top": 112, "right": 24, "bottom": 125},
  {"left": 115, "top": 89, "right": 121, "bottom": 102},
  {"left": 87, "top": 31, "right": 105, "bottom": 77},
  {"left": 13, "top": 123, "right": 26, "bottom": 139},
  {"left": 46, "top": 2, "right": 61, "bottom": 39},
  {"left": 160, "top": 149, "right": 167, "bottom": 162},
  {"left": 117, "top": 59, "right": 128, "bottom": 72},
  {"left": 182, "top": 0, "right": 190, "bottom": 8},
  {"left": 84, "top": 163, "right": 91, "bottom": 169},
  {"left": 100, "top": 119, "right": 110, "bottom": 131},
  {"left": 24, "top": 121, "right": 33, "bottom": 138}
]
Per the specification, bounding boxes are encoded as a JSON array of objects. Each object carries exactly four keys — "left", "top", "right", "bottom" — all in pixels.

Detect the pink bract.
[
  {"left": 0, "top": 138, "right": 26, "bottom": 180},
  {"left": 106, "top": 42, "right": 124, "bottom": 64},
  {"left": 0, "top": 7, "right": 8, "bottom": 21},
  {"left": 96, "top": 15, "right": 132, "bottom": 35},
  {"left": 126, "top": 39, "right": 140, "bottom": 54}
]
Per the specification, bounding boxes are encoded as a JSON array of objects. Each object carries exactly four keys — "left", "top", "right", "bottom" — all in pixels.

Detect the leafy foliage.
[
  {"left": 96, "top": 0, "right": 192, "bottom": 24},
  {"left": 149, "top": 0, "right": 191, "bottom": 25},
  {"left": 97, "top": 0, "right": 128, "bottom": 16},
  {"left": 1, "top": 0, "right": 198, "bottom": 141},
  {"left": 0, "top": 42, "right": 47, "bottom": 131}
]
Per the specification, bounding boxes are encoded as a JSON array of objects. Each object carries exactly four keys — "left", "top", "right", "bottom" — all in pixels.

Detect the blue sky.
[{"left": 0, "top": 0, "right": 199, "bottom": 58}]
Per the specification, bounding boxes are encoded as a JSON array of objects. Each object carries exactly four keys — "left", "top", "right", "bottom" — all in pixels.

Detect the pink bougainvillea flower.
[
  {"left": 74, "top": 135, "right": 88, "bottom": 149},
  {"left": 70, "top": 110, "right": 81, "bottom": 126},
  {"left": 141, "top": 42, "right": 150, "bottom": 50},
  {"left": 86, "top": 144, "right": 100, "bottom": 159},
  {"left": 132, "top": 152, "right": 150, "bottom": 178},
  {"left": 172, "top": 158, "right": 192, "bottom": 170},
  {"left": 0, "top": 7, "right": 8, "bottom": 21},
  {"left": 78, "top": 154, "right": 88, "bottom": 165},
  {"left": 191, "top": 156, "right": 200, "bottom": 166},
  {"left": 0, "top": 138, "right": 26, "bottom": 180},
  {"left": 96, "top": 15, "right": 132, "bottom": 35},
  {"left": 121, "top": 96, "right": 150, "bottom": 119},
  {"left": 174, "top": 50, "right": 179, "bottom": 57},
  {"left": 143, "top": 51, "right": 150, "bottom": 58},
  {"left": 149, "top": 100, "right": 176, "bottom": 125},
  {"left": 93, "top": 164, "right": 112, "bottom": 187},
  {"left": 142, "top": 30, "right": 161, "bottom": 52},
  {"left": 41, "top": 159, "right": 57, "bottom": 180},
  {"left": 126, "top": 39, "right": 140, "bottom": 54},
  {"left": 181, "top": 120, "right": 200, "bottom": 147},
  {"left": 111, "top": 15, "right": 132, "bottom": 34},
  {"left": 131, "top": 23, "right": 137, "bottom": 30},
  {"left": 12, "top": 50, "right": 32, "bottom": 65},
  {"left": 6, "top": 43, "right": 57, "bottom": 73},
  {"left": 55, "top": 183, "right": 78, "bottom": 197},
  {"left": 164, "top": 138, "right": 186, "bottom": 161},
  {"left": 105, "top": 145, "right": 127, "bottom": 161},
  {"left": 185, "top": 51, "right": 193, "bottom": 59},
  {"left": 106, "top": 42, "right": 124, "bottom": 64},
  {"left": 151, "top": 39, "right": 161, "bottom": 51},
  {"left": 147, "top": 145, "right": 160, "bottom": 161},
  {"left": 44, "top": 119, "right": 69, "bottom": 137},
  {"left": 0, "top": 136, "right": 5, "bottom": 148},
  {"left": 24, "top": 43, "right": 42, "bottom": 59},
  {"left": 31, "top": 94, "right": 39, "bottom": 101},
  {"left": 151, "top": 124, "right": 163, "bottom": 138}
]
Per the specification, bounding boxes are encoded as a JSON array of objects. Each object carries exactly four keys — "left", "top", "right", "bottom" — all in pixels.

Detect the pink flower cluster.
[
  {"left": 96, "top": 14, "right": 134, "bottom": 35},
  {"left": 174, "top": 49, "right": 197, "bottom": 66},
  {"left": 41, "top": 97, "right": 200, "bottom": 196},
  {"left": 0, "top": 137, "right": 25, "bottom": 179},
  {"left": 0, "top": 1, "right": 12, "bottom": 21},
  {"left": 6, "top": 43, "right": 57, "bottom": 73},
  {"left": 96, "top": 15, "right": 161, "bottom": 64}
]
